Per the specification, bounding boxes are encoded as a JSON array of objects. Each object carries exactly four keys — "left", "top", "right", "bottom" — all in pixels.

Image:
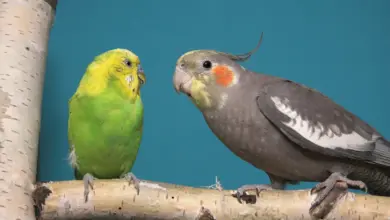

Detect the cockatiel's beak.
[
  {"left": 137, "top": 64, "right": 146, "bottom": 85},
  {"left": 173, "top": 65, "right": 193, "bottom": 97}
]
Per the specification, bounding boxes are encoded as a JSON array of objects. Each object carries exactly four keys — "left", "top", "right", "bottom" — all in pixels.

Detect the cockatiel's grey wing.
[{"left": 256, "top": 79, "right": 390, "bottom": 167}]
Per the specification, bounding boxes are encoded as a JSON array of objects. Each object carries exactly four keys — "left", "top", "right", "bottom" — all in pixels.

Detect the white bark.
[
  {"left": 35, "top": 179, "right": 390, "bottom": 220},
  {"left": 0, "top": 0, "right": 55, "bottom": 219}
]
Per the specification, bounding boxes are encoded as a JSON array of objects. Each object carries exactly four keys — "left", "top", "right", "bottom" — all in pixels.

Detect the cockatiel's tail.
[{"left": 68, "top": 48, "right": 146, "bottom": 202}]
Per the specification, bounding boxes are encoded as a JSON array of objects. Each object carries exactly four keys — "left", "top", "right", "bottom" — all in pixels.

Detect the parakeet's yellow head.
[
  {"left": 80, "top": 48, "right": 146, "bottom": 100},
  {"left": 173, "top": 33, "right": 263, "bottom": 111}
]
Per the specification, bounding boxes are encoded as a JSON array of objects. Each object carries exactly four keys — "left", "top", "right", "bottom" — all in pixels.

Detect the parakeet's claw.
[
  {"left": 309, "top": 172, "right": 367, "bottom": 212},
  {"left": 234, "top": 184, "right": 273, "bottom": 203},
  {"left": 122, "top": 172, "right": 141, "bottom": 195},
  {"left": 83, "top": 173, "right": 95, "bottom": 203}
]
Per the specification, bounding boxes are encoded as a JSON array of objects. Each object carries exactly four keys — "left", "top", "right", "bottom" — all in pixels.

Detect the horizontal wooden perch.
[{"left": 33, "top": 178, "right": 390, "bottom": 220}]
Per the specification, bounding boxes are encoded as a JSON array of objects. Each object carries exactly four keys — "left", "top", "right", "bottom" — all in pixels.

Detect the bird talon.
[
  {"left": 310, "top": 183, "right": 325, "bottom": 195},
  {"left": 309, "top": 172, "right": 368, "bottom": 213},
  {"left": 84, "top": 190, "right": 89, "bottom": 203},
  {"left": 122, "top": 172, "right": 141, "bottom": 195},
  {"left": 345, "top": 179, "right": 368, "bottom": 192},
  {"left": 82, "top": 173, "right": 95, "bottom": 203},
  {"left": 133, "top": 179, "right": 141, "bottom": 195}
]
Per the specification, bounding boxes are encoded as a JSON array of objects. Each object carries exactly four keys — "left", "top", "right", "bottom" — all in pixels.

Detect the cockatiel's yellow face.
[
  {"left": 172, "top": 50, "right": 240, "bottom": 110},
  {"left": 79, "top": 48, "right": 146, "bottom": 100}
]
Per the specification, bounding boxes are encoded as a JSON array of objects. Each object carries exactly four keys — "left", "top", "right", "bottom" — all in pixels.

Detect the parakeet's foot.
[
  {"left": 121, "top": 172, "right": 141, "bottom": 195},
  {"left": 83, "top": 173, "right": 95, "bottom": 203},
  {"left": 234, "top": 184, "right": 274, "bottom": 203},
  {"left": 309, "top": 172, "right": 367, "bottom": 212}
]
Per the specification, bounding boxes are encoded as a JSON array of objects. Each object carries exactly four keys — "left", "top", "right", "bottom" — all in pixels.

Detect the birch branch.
[
  {"left": 34, "top": 178, "right": 390, "bottom": 220},
  {"left": 0, "top": 0, "right": 56, "bottom": 219}
]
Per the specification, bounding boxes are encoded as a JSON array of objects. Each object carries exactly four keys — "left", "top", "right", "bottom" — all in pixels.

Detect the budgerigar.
[
  {"left": 68, "top": 48, "right": 146, "bottom": 202},
  {"left": 172, "top": 33, "right": 390, "bottom": 215}
]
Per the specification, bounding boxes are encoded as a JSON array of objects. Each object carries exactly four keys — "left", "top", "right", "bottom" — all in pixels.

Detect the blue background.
[{"left": 38, "top": 0, "right": 390, "bottom": 192}]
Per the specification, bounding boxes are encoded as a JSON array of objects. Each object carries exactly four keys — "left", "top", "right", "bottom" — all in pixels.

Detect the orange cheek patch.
[{"left": 212, "top": 65, "right": 235, "bottom": 87}]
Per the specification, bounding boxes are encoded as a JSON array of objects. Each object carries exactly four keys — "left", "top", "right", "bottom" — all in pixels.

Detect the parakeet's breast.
[
  {"left": 68, "top": 89, "right": 143, "bottom": 179},
  {"left": 202, "top": 89, "right": 335, "bottom": 182}
]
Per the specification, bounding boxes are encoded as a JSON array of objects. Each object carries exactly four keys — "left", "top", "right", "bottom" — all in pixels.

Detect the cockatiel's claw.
[
  {"left": 310, "top": 172, "right": 368, "bottom": 212},
  {"left": 83, "top": 173, "right": 95, "bottom": 203},
  {"left": 235, "top": 184, "right": 273, "bottom": 203},
  {"left": 122, "top": 172, "right": 141, "bottom": 195}
]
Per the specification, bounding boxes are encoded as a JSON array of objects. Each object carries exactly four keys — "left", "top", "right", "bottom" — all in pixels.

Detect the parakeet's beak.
[
  {"left": 137, "top": 64, "right": 146, "bottom": 85},
  {"left": 173, "top": 65, "right": 192, "bottom": 97}
]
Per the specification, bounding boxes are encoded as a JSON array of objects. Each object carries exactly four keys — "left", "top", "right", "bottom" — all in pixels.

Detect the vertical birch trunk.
[{"left": 0, "top": 0, "right": 56, "bottom": 219}]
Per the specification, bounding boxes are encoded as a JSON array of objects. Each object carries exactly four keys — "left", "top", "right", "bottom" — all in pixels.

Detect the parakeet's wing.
[
  {"left": 68, "top": 93, "right": 84, "bottom": 179},
  {"left": 256, "top": 79, "right": 390, "bottom": 167},
  {"left": 68, "top": 95, "right": 76, "bottom": 156},
  {"left": 68, "top": 93, "right": 79, "bottom": 153}
]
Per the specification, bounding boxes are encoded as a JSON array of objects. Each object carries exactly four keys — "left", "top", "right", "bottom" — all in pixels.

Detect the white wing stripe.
[{"left": 270, "top": 96, "right": 369, "bottom": 149}]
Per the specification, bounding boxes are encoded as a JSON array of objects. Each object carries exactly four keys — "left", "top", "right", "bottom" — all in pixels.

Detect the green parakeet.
[{"left": 68, "top": 48, "right": 146, "bottom": 202}]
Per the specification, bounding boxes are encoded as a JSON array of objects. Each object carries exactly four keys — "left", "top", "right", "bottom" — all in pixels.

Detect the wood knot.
[
  {"left": 32, "top": 182, "right": 52, "bottom": 218},
  {"left": 196, "top": 206, "right": 216, "bottom": 220}
]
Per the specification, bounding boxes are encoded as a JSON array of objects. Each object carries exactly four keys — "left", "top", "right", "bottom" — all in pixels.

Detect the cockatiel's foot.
[
  {"left": 235, "top": 184, "right": 274, "bottom": 203},
  {"left": 83, "top": 173, "right": 95, "bottom": 203},
  {"left": 309, "top": 172, "right": 367, "bottom": 212},
  {"left": 121, "top": 172, "right": 141, "bottom": 195}
]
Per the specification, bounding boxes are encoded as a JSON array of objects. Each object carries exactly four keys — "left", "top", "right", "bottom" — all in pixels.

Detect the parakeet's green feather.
[{"left": 68, "top": 49, "right": 145, "bottom": 180}]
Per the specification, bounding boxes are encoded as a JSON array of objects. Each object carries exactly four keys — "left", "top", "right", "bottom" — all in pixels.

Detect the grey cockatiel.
[{"left": 172, "top": 33, "right": 390, "bottom": 212}]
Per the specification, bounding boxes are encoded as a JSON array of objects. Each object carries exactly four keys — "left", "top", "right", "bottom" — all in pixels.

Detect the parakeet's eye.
[
  {"left": 203, "top": 60, "right": 212, "bottom": 69},
  {"left": 124, "top": 59, "right": 132, "bottom": 67}
]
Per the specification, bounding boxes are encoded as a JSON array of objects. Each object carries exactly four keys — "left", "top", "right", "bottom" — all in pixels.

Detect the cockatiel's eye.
[
  {"left": 202, "top": 60, "right": 212, "bottom": 69},
  {"left": 124, "top": 58, "right": 132, "bottom": 67}
]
